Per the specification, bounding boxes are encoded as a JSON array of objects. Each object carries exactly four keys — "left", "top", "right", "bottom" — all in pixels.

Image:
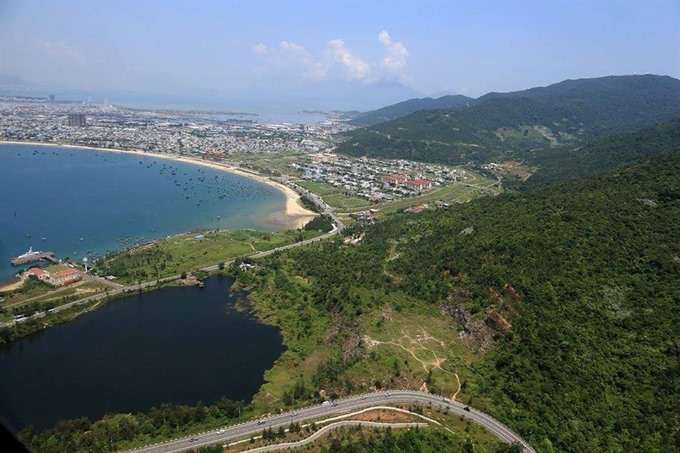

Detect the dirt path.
[{"left": 452, "top": 373, "right": 461, "bottom": 401}]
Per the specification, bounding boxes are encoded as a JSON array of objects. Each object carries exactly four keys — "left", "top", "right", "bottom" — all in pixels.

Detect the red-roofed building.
[
  {"left": 49, "top": 268, "right": 82, "bottom": 286},
  {"left": 27, "top": 267, "right": 49, "bottom": 282},
  {"left": 406, "top": 179, "right": 432, "bottom": 191},
  {"left": 381, "top": 174, "right": 409, "bottom": 186}
]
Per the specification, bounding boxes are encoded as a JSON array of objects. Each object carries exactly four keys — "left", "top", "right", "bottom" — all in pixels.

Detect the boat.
[{"left": 12, "top": 247, "right": 42, "bottom": 261}]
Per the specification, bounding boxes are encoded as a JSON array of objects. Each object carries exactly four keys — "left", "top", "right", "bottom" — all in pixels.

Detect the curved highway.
[{"left": 122, "top": 391, "right": 534, "bottom": 453}]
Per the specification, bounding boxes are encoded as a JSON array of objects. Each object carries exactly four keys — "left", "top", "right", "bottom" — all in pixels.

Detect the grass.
[{"left": 96, "top": 229, "right": 323, "bottom": 285}]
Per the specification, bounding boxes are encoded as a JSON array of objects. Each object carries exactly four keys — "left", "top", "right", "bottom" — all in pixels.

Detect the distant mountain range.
[
  {"left": 0, "top": 75, "right": 423, "bottom": 112},
  {"left": 350, "top": 94, "right": 473, "bottom": 126},
  {"left": 338, "top": 74, "right": 680, "bottom": 165}
]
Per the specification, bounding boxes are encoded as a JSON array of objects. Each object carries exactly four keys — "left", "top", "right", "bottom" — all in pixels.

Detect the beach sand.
[{"left": 0, "top": 140, "right": 317, "bottom": 230}]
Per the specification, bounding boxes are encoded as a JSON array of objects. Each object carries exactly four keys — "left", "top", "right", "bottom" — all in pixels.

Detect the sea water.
[{"left": 0, "top": 143, "right": 286, "bottom": 280}]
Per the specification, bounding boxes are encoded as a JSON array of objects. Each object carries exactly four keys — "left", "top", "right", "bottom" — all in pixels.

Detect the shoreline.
[{"left": 0, "top": 140, "right": 317, "bottom": 230}]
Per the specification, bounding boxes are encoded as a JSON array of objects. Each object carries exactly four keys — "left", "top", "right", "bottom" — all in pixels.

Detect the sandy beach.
[{"left": 0, "top": 140, "right": 317, "bottom": 230}]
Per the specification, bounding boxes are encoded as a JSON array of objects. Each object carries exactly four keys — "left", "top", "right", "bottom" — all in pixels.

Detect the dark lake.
[{"left": 0, "top": 275, "right": 283, "bottom": 432}]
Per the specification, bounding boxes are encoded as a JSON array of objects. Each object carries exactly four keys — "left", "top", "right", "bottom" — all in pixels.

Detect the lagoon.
[{"left": 0, "top": 275, "right": 283, "bottom": 432}]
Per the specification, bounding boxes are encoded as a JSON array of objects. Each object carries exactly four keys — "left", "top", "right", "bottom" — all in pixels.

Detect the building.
[
  {"left": 381, "top": 174, "right": 409, "bottom": 186},
  {"left": 406, "top": 178, "right": 432, "bottom": 191},
  {"left": 310, "top": 152, "right": 338, "bottom": 164},
  {"left": 67, "top": 114, "right": 87, "bottom": 127},
  {"left": 49, "top": 268, "right": 82, "bottom": 286},
  {"left": 26, "top": 267, "right": 49, "bottom": 282}
]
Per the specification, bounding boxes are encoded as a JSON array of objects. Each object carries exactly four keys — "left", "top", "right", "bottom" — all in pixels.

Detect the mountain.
[
  {"left": 0, "top": 74, "right": 34, "bottom": 88},
  {"left": 519, "top": 118, "right": 680, "bottom": 189},
  {"left": 350, "top": 94, "right": 474, "bottom": 126},
  {"left": 232, "top": 148, "right": 680, "bottom": 452},
  {"left": 337, "top": 74, "right": 680, "bottom": 165},
  {"left": 230, "top": 79, "right": 423, "bottom": 112}
]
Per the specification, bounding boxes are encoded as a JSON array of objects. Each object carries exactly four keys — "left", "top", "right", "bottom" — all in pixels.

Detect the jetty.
[{"left": 10, "top": 247, "right": 58, "bottom": 266}]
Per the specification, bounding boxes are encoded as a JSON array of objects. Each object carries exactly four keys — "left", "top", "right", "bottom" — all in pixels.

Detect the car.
[
  {"left": 257, "top": 420, "right": 265, "bottom": 425},
  {"left": 464, "top": 406, "right": 470, "bottom": 412},
  {"left": 386, "top": 391, "right": 391, "bottom": 397},
  {"left": 443, "top": 397, "right": 450, "bottom": 403},
  {"left": 360, "top": 395, "right": 367, "bottom": 400},
  {"left": 332, "top": 401, "right": 338, "bottom": 407},
  {"left": 189, "top": 437, "right": 198, "bottom": 442},
  {"left": 217, "top": 429, "right": 225, "bottom": 434}
]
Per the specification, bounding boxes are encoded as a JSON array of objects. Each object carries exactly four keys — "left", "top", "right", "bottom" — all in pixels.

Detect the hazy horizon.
[{"left": 1, "top": 1, "right": 678, "bottom": 110}]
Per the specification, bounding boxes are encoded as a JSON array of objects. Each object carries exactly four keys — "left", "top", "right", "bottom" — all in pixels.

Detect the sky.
[{"left": 0, "top": 0, "right": 678, "bottom": 109}]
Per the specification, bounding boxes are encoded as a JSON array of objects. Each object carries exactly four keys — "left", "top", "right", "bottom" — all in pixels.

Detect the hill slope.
[
  {"left": 337, "top": 75, "right": 680, "bottom": 165},
  {"left": 237, "top": 149, "right": 680, "bottom": 451},
  {"left": 350, "top": 94, "right": 474, "bottom": 127},
  {"left": 516, "top": 118, "right": 680, "bottom": 189}
]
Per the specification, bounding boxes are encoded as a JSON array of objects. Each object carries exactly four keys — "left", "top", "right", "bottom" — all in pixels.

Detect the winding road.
[{"left": 122, "top": 391, "right": 534, "bottom": 453}]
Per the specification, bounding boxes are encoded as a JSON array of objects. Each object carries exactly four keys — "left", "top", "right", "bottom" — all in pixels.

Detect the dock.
[{"left": 10, "top": 251, "right": 58, "bottom": 266}]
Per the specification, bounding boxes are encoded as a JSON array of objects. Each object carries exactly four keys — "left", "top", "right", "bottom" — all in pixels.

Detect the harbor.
[{"left": 10, "top": 247, "right": 58, "bottom": 266}]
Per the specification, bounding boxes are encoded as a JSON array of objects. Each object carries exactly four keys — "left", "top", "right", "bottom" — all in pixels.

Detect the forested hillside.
[
  {"left": 517, "top": 119, "right": 680, "bottom": 189},
  {"left": 235, "top": 150, "right": 680, "bottom": 452},
  {"left": 337, "top": 75, "right": 680, "bottom": 165},
  {"left": 350, "top": 94, "right": 473, "bottom": 127}
]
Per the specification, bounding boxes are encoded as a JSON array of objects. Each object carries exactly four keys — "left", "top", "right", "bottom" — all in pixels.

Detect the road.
[
  {"left": 122, "top": 391, "right": 534, "bottom": 453},
  {"left": 245, "top": 421, "right": 429, "bottom": 453},
  {"left": 1, "top": 185, "right": 345, "bottom": 329}
]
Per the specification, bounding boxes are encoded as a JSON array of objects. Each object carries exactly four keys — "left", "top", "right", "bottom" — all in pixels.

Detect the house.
[
  {"left": 406, "top": 178, "right": 432, "bottom": 191},
  {"left": 381, "top": 174, "right": 409, "bottom": 186},
  {"left": 49, "top": 268, "right": 82, "bottom": 286},
  {"left": 310, "top": 153, "right": 338, "bottom": 164},
  {"left": 26, "top": 267, "right": 49, "bottom": 282}
]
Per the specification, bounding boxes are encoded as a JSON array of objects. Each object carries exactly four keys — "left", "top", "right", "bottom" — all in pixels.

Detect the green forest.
[
  {"left": 232, "top": 150, "right": 679, "bottom": 451},
  {"left": 337, "top": 75, "right": 680, "bottom": 165}
]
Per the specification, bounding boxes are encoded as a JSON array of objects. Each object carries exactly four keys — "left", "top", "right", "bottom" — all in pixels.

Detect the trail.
[{"left": 452, "top": 373, "right": 461, "bottom": 401}]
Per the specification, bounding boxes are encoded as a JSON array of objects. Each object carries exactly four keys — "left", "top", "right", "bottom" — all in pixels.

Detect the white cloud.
[
  {"left": 254, "top": 43, "right": 270, "bottom": 55},
  {"left": 253, "top": 32, "right": 412, "bottom": 84},
  {"left": 253, "top": 40, "right": 325, "bottom": 79},
  {"left": 378, "top": 30, "right": 409, "bottom": 72},
  {"left": 327, "top": 39, "right": 371, "bottom": 81}
]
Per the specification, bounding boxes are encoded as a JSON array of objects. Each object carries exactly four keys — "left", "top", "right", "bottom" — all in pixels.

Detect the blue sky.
[{"left": 0, "top": 1, "right": 678, "bottom": 103}]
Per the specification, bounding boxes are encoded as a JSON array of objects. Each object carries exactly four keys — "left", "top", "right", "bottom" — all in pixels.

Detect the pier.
[{"left": 10, "top": 251, "right": 58, "bottom": 266}]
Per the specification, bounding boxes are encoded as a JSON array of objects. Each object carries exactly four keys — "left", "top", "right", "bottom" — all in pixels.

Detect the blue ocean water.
[{"left": 0, "top": 143, "right": 286, "bottom": 280}]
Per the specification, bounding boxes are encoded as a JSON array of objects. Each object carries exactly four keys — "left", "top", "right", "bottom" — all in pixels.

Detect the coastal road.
[{"left": 122, "top": 391, "right": 534, "bottom": 453}]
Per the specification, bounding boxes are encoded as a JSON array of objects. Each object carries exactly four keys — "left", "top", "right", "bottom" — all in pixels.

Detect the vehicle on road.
[{"left": 464, "top": 406, "right": 471, "bottom": 412}]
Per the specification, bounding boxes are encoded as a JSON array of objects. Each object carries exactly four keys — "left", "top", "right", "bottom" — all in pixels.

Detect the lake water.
[
  {"left": 0, "top": 143, "right": 286, "bottom": 281},
  {"left": 0, "top": 275, "right": 284, "bottom": 432}
]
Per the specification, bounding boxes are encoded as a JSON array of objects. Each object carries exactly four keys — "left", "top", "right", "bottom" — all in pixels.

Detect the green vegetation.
[
  {"left": 351, "top": 93, "right": 473, "bottom": 127},
  {"left": 94, "top": 229, "right": 321, "bottom": 285},
  {"left": 18, "top": 398, "right": 245, "bottom": 452},
  {"left": 304, "top": 215, "right": 335, "bottom": 233},
  {"left": 338, "top": 75, "right": 680, "bottom": 165},
  {"left": 234, "top": 150, "right": 679, "bottom": 451},
  {"left": 0, "top": 298, "right": 99, "bottom": 345},
  {"left": 518, "top": 118, "right": 680, "bottom": 189},
  {"left": 0, "top": 279, "right": 110, "bottom": 322},
  {"left": 316, "top": 425, "right": 514, "bottom": 453}
]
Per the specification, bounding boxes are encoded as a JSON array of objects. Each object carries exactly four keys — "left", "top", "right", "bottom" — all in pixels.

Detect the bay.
[{"left": 0, "top": 143, "right": 286, "bottom": 281}]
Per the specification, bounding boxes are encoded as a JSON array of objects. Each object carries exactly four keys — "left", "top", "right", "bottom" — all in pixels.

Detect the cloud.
[
  {"left": 253, "top": 32, "right": 411, "bottom": 84},
  {"left": 253, "top": 40, "right": 325, "bottom": 79},
  {"left": 254, "top": 43, "right": 270, "bottom": 55},
  {"left": 378, "top": 30, "right": 409, "bottom": 72},
  {"left": 327, "top": 39, "right": 371, "bottom": 81}
]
